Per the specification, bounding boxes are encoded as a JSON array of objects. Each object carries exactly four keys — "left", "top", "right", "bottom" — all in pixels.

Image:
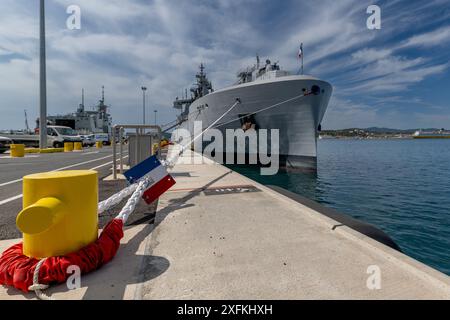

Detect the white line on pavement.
[
  {"left": 89, "top": 155, "right": 129, "bottom": 171},
  {"left": 0, "top": 154, "right": 113, "bottom": 188},
  {"left": 0, "top": 155, "right": 128, "bottom": 206},
  {"left": 0, "top": 179, "right": 22, "bottom": 188},
  {"left": 0, "top": 194, "right": 23, "bottom": 206}
]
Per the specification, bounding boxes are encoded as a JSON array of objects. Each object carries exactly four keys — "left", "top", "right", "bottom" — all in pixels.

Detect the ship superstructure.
[{"left": 40, "top": 87, "right": 112, "bottom": 135}]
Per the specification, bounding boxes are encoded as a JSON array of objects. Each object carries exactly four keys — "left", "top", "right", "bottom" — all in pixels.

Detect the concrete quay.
[{"left": 0, "top": 147, "right": 449, "bottom": 299}]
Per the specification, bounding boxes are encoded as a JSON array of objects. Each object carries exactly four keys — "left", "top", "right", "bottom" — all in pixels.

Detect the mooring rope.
[
  {"left": 99, "top": 92, "right": 307, "bottom": 213},
  {"left": 28, "top": 258, "right": 53, "bottom": 300},
  {"left": 115, "top": 177, "right": 152, "bottom": 224},
  {"left": 97, "top": 183, "right": 138, "bottom": 214},
  {"left": 163, "top": 98, "right": 242, "bottom": 168},
  {"left": 212, "top": 92, "right": 307, "bottom": 130}
]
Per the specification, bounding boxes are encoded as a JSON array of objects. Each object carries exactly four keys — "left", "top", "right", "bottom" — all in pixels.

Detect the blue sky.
[{"left": 0, "top": 0, "right": 449, "bottom": 130}]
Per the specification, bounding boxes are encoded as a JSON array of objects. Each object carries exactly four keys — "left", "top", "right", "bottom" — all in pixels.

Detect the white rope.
[
  {"left": 163, "top": 92, "right": 307, "bottom": 168},
  {"left": 115, "top": 177, "right": 152, "bottom": 224},
  {"left": 163, "top": 98, "right": 242, "bottom": 168},
  {"left": 98, "top": 183, "right": 138, "bottom": 214},
  {"left": 100, "top": 98, "right": 242, "bottom": 211},
  {"left": 29, "top": 258, "right": 54, "bottom": 300},
  {"left": 99, "top": 93, "right": 306, "bottom": 211},
  {"left": 212, "top": 92, "right": 307, "bottom": 130}
]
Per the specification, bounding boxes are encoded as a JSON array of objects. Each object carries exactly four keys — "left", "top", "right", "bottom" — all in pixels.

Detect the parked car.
[
  {"left": 46, "top": 126, "right": 83, "bottom": 148},
  {"left": 80, "top": 134, "right": 95, "bottom": 147},
  {"left": 94, "top": 133, "right": 111, "bottom": 146},
  {"left": 0, "top": 136, "right": 12, "bottom": 154}
]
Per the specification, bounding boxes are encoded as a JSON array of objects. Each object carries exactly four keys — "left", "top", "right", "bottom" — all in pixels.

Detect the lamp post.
[
  {"left": 141, "top": 86, "right": 147, "bottom": 125},
  {"left": 154, "top": 110, "right": 157, "bottom": 126},
  {"left": 39, "top": 0, "right": 47, "bottom": 149}
]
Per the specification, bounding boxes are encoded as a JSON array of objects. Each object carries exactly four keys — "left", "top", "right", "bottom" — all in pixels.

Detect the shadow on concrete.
[
  {"left": 40, "top": 223, "right": 171, "bottom": 300},
  {"left": 153, "top": 170, "right": 233, "bottom": 230}
]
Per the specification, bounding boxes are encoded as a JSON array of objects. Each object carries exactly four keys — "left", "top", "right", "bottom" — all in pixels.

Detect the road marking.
[
  {"left": 89, "top": 155, "right": 128, "bottom": 171},
  {"left": 0, "top": 154, "right": 129, "bottom": 206},
  {"left": 0, "top": 178, "right": 22, "bottom": 187},
  {"left": 82, "top": 151, "right": 100, "bottom": 155},
  {"left": 0, "top": 154, "right": 113, "bottom": 187},
  {"left": 51, "top": 154, "right": 113, "bottom": 171},
  {"left": 0, "top": 194, "right": 23, "bottom": 206},
  {"left": 0, "top": 155, "right": 40, "bottom": 159}
]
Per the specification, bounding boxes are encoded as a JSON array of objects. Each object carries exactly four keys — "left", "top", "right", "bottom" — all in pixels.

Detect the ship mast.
[{"left": 24, "top": 109, "right": 30, "bottom": 133}]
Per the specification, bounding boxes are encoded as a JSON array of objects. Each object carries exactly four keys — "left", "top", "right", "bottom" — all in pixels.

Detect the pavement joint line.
[{"left": 0, "top": 154, "right": 128, "bottom": 206}]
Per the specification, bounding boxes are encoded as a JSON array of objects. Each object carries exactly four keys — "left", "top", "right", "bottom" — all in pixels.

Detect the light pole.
[
  {"left": 39, "top": 0, "right": 47, "bottom": 149},
  {"left": 154, "top": 110, "right": 157, "bottom": 126},
  {"left": 141, "top": 87, "right": 147, "bottom": 125}
]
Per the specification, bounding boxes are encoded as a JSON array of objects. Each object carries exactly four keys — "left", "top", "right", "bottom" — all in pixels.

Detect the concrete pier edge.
[{"left": 234, "top": 170, "right": 450, "bottom": 293}]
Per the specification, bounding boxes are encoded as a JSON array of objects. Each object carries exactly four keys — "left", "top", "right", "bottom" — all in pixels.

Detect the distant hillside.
[
  {"left": 364, "top": 127, "right": 444, "bottom": 134},
  {"left": 323, "top": 127, "right": 445, "bottom": 134}
]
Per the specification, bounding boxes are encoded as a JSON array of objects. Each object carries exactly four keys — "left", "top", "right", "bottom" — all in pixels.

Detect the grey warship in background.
[
  {"left": 172, "top": 57, "right": 333, "bottom": 171},
  {"left": 40, "top": 86, "right": 112, "bottom": 135}
]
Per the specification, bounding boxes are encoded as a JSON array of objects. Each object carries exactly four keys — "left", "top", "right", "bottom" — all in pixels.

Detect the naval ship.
[
  {"left": 39, "top": 87, "right": 112, "bottom": 135},
  {"left": 172, "top": 57, "right": 333, "bottom": 171}
]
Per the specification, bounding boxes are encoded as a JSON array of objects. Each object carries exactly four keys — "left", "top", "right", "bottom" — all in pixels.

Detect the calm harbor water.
[{"left": 228, "top": 139, "right": 450, "bottom": 275}]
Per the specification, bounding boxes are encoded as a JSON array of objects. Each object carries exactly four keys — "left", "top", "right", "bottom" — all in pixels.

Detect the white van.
[
  {"left": 46, "top": 126, "right": 83, "bottom": 148},
  {"left": 93, "top": 133, "right": 111, "bottom": 146}
]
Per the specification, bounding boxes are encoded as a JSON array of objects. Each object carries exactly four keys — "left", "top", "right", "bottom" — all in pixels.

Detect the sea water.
[{"left": 228, "top": 139, "right": 450, "bottom": 275}]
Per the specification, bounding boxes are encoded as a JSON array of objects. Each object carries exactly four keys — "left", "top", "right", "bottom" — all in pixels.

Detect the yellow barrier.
[
  {"left": 10, "top": 144, "right": 25, "bottom": 158},
  {"left": 74, "top": 142, "right": 83, "bottom": 151},
  {"left": 40, "top": 148, "right": 64, "bottom": 154},
  {"left": 64, "top": 142, "right": 74, "bottom": 152},
  {"left": 24, "top": 148, "right": 65, "bottom": 154},
  {"left": 152, "top": 143, "right": 159, "bottom": 155},
  {"left": 16, "top": 170, "right": 99, "bottom": 258},
  {"left": 25, "top": 148, "right": 41, "bottom": 154},
  {"left": 96, "top": 141, "right": 103, "bottom": 149}
]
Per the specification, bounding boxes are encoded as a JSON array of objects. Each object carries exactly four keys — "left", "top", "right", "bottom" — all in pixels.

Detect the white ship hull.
[{"left": 178, "top": 75, "right": 332, "bottom": 171}]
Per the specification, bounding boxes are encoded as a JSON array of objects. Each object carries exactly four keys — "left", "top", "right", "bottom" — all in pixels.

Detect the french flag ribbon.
[{"left": 124, "top": 155, "right": 176, "bottom": 204}]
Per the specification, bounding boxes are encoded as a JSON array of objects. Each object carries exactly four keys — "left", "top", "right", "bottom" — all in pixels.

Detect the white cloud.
[{"left": 399, "top": 25, "right": 450, "bottom": 48}]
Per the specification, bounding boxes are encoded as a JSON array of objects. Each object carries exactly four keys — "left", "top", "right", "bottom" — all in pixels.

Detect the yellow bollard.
[
  {"left": 10, "top": 144, "right": 25, "bottom": 158},
  {"left": 64, "top": 142, "right": 74, "bottom": 152},
  {"left": 74, "top": 142, "right": 83, "bottom": 151},
  {"left": 96, "top": 141, "right": 103, "bottom": 149},
  {"left": 152, "top": 143, "right": 159, "bottom": 155},
  {"left": 16, "top": 170, "right": 98, "bottom": 258}
]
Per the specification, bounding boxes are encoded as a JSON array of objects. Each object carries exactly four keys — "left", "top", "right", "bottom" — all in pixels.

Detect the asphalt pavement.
[{"left": 0, "top": 147, "right": 134, "bottom": 240}]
